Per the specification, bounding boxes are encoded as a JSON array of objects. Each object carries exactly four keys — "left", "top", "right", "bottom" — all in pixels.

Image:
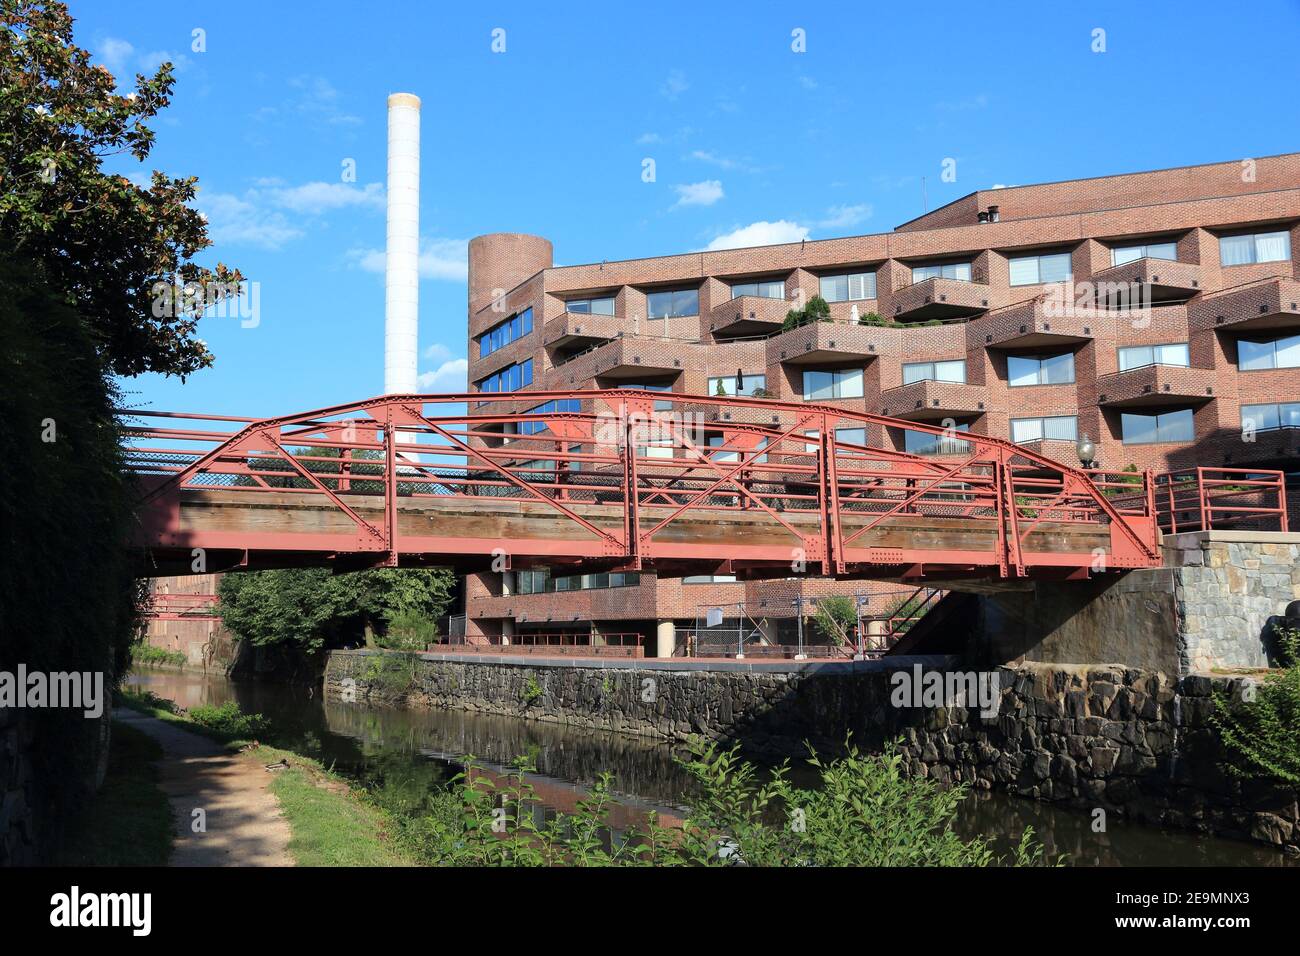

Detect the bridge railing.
[
  {"left": 1153, "top": 467, "right": 1289, "bottom": 533},
  {"left": 120, "top": 390, "right": 1162, "bottom": 578}
]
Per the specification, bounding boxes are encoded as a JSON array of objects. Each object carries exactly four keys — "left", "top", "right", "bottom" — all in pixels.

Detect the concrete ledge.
[{"left": 1163, "top": 530, "right": 1300, "bottom": 547}]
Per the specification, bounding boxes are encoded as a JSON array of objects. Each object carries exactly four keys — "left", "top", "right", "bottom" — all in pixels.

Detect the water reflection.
[{"left": 125, "top": 670, "right": 1294, "bottom": 867}]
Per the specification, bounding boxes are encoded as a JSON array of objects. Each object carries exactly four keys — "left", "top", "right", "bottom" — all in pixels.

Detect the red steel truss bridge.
[{"left": 122, "top": 389, "right": 1246, "bottom": 583}]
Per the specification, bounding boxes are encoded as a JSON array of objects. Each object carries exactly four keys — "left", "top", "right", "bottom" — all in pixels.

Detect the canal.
[{"left": 126, "top": 669, "right": 1295, "bottom": 866}]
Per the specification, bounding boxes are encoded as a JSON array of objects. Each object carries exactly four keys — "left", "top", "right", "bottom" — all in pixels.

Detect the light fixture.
[{"left": 1076, "top": 433, "right": 1097, "bottom": 470}]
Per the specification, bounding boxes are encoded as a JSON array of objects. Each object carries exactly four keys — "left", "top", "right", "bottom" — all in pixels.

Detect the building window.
[
  {"left": 477, "top": 359, "right": 533, "bottom": 393},
  {"left": 1111, "top": 241, "right": 1178, "bottom": 266},
  {"left": 1118, "top": 343, "right": 1190, "bottom": 371},
  {"left": 803, "top": 367, "right": 864, "bottom": 401},
  {"left": 624, "top": 382, "right": 674, "bottom": 411},
  {"left": 1238, "top": 333, "right": 1300, "bottom": 371},
  {"left": 478, "top": 308, "right": 533, "bottom": 358},
  {"left": 903, "top": 424, "right": 972, "bottom": 456},
  {"left": 683, "top": 574, "right": 737, "bottom": 583},
  {"left": 819, "top": 271, "right": 877, "bottom": 302},
  {"left": 1008, "top": 251, "right": 1073, "bottom": 286},
  {"left": 1120, "top": 409, "right": 1195, "bottom": 444},
  {"left": 730, "top": 279, "right": 786, "bottom": 300},
  {"left": 1010, "top": 415, "right": 1078, "bottom": 444},
  {"left": 912, "top": 261, "right": 971, "bottom": 283},
  {"left": 565, "top": 296, "right": 615, "bottom": 315},
  {"left": 1007, "top": 351, "right": 1075, "bottom": 386},
  {"left": 1242, "top": 402, "right": 1300, "bottom": 433},
  {"left": 708, "top": 373, "right": 767, "bottom": 397},
  {"left": 517, "top": 569, "right": 641, "bottom": 594},
  {"left": 1219, "top": 230, "right": 1291, "bottom": 266},
  {"left": 519, "top": 399, "right": 581, "bottom": 436},
  {"left": 646, "top": 287, "right": 699, "bottom": 319},
  {"left": 902, "top": 360, "right": 966, "bottom": 384}
]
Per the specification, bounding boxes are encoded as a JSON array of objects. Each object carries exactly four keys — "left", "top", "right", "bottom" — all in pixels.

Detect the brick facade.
[{"left": 465, "top": 153, "right": 1300, "bottom": 650}]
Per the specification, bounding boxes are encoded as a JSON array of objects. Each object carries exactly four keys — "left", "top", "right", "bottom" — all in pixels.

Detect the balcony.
[
  {"left": 543, "top": 310, "right": 622, "bottom": 351},
  {"left": 768, "top": 321, "right": 896, "bottom": 366},
  {"left": 1189, "top": 277, "right": 1300, "bottom": 335},
  {"left": 891, "top": 277, "right": 1002, "bottom": 322},
  {"left": 707, "top": 295, "right": 790, "bottom": 338},
  {"left": 568, "top": 333, "right": 685, "bottom": 380},
  {"left": 978, "top": 295, "right": 1102, "bottom": 349},
  {"left": 878, "top": 380, "right": 988, "bottom": 421},
  {"left": 1095, "top": 365, "right": 1217, "bottom": 409},
  {"left": 1090, "top": 258, "right": 1204, "bottom": 305}
]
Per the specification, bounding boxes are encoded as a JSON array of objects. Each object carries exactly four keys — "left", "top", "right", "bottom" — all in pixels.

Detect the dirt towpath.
[{"left": 114, "top": 708, "right": 292, "bottom": 866}]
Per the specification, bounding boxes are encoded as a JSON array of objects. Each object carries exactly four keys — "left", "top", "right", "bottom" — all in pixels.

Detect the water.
[{"left": 125, "top": 669, "right": 1295, "bottom": 867}]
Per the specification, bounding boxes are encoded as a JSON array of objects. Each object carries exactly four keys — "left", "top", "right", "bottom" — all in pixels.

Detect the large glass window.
[
  {"left": 1238, "top": 333, "right": 1300, "bottom": 371},
  {"left": 902, "top": 360, "right": 966, "bottom": 384},
  {"left": 646, "top": 287, "right": 699, "bottom": 319},
  {"left": 478, "top": 308, "right": 533, "bottom": 358},
  {"left": 903, "top": 424, "right": 972, "bottom": 455},
  {"left": 1111, "top": 241, "right": 1178, "bottom": 266},
  {"left": 803, "top": 367, "right": 864, "bottom": 401},
  {"left": 1010, "top": 415, "right": 1078, "bottom": 444},
  {"left": 1007, "top": 351, "right": 1075, "bottom": 386},
  {"left": 730, "top": 279, "right": 786, "bottom": 299},
  {"left": 516, "top": 569, "right": 641, "bottom": 594},
  {"left": 477, "top": 358, "right": 533, "bottom": 393},
  {"left": 1242, "top": 402, "right": 1300, "bottom": 433},
  {"left": 1118, "top": 343, "right": 1190, "bottom": 371},
  {"left": 565, "top": 296, "right": 615, "bottom": 315},
  {"left": 1008, "top": 251, "right": 1073, "bottom": 286},
  {"left": 708, "top": 373, "right": 767, "bottom": 397},
  {"left": 912, "top": 261, "right": 972, "bottom": 283},
  {"left": 1120, "top": 409, "right": 1195, "bottom": 444},
  {"left": 1219, "top": 230, "right": 1292, "bottom": 266},
  {"left": 519, "top": 399, "right": 581, "bottom": 436},
  {"left": 819, "top": 271, "right": 877, "bottom": 302}
]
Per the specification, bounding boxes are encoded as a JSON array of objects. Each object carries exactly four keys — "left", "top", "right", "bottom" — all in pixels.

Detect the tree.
[
  {"left": 812, "top": 595, "right": 857, "bottom": 646},
  {"left": 0, "top": 1, "right": 242, "bottom": 378}
]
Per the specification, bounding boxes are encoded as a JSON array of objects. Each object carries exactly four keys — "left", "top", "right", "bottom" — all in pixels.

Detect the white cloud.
[
  {"left": 95, "top": 37, "right": 134, "bottom": 75},
  {"left": 138, "top": 50, "right": 190, "bottom": 74},
  {"left": 199, "top": 193, "right": 303, "bottom": 250},
  {"left": 817, "top": 203, "right": 873, "bottom": 229},
  {"left": 418, "top": 358, "right": 468, "bottom": 392},
  {"left": 660, "top": 69, "right": 688, "bottom": 100},
  {"left": 798, "top": 75, "right": 818, "bottom": 90},
  {"left": 672, "top": 180, "right": 724, "bottom": 208},
  {"left": 636, "top": 132, "right": 662, "bottom": 144},
  {"left": 348, "top": 237, "right": 468, "bottom": 281},
  {"left": 705, "top": 220, "right": 809, "bottom": 251},
  {"left": 265, "top": 181, "right": 385, "bottom": 214}
]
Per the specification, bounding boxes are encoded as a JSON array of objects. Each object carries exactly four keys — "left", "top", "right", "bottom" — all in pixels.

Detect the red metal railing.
[
  {"left": 120, "top": 390, "right": 1162, "bottom": 580},
  {"left": 141, "top": 591, "right": 220, "bottom": 621},
  {"left": 1153, "top": 467, "right": 1289, "bottom": 533}
]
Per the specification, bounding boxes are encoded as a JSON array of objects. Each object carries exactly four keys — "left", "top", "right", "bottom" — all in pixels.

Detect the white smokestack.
[{"left": 385, "top": 92, "right": 420, "bottom": 394}]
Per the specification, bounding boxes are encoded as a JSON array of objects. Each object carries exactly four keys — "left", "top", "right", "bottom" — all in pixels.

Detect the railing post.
[
  {"left": 383, "top": 404, "right": 398, "bottom": 563},
  {"left": 1279, "top": 473, "right": 1290, "bottom": 532}
]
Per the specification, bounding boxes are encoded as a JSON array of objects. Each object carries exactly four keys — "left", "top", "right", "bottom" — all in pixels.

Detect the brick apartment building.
[{"left": 462, "top": 152, "right": 1300, "bottom": 653}]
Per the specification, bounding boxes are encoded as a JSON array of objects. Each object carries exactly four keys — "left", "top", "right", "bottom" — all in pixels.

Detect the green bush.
[
  {"left": 378, "top": 608, "right": 438, "bottom": 650},
  {"left": 130, "top": 642, "right": 187, "bottom": 668},
  {"left": 812, "top": 595, "right": 857, "bottom": 646},
  {"left": 187, "top": 701, "right": 269, "bottom": 738},
  {"left": 1211, "top": 626, "right": 1300, "bottom": 785}
]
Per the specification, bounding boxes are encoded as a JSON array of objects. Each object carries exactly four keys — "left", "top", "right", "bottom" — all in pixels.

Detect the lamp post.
[{"left": 1076, "top": 432, "right": 1097, "bottom": 471}]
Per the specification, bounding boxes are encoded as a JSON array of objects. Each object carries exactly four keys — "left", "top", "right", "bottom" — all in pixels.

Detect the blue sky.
[{"left": 74, "top": 0, "right": 1300, "bottom": 418}]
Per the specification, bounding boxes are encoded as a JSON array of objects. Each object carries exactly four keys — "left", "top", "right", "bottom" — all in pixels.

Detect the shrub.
[
  {"left": 1211, "top": 626, "right": 1300, "bottom": 785},
  {"left": 812, "top": 595, "right": 857, "bottom": 646},
  {"left": 187, "top": 701, "right": 269, "bottom": 738},
  {"left": 130, "top": 643, "right": 187, "bottom": 668},
  {"left": 378, "top": 608, "right": 438, "bottom": 650}
]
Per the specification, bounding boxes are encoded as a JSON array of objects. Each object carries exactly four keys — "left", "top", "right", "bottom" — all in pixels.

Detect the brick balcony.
[
  {"left": 1095, "top": 365, "right": 1217, "bottom": 408},
  {"left": 707, "top": 294, "right": 789, "bottom": 338},
  {"left": 767, "top": 320, "right": 897, "bottom": 365},
  {"left": 877, "top": 379, "right": 988, "bottom": 421},
  {"left": 891, "top": 277, "right": 1003, "bottom": 321},
  {"left": 543, "top": 310, "right": 622, "bottom": 350},
  {"left": 1091, "top": 258, "right": 1204, "bottom": 304},
  {"left": 977, "top": 295, "right": 1103, "bottom": 348},
  {"left": 1189, "top": 276, "right": 1300, "bottom": 334}
]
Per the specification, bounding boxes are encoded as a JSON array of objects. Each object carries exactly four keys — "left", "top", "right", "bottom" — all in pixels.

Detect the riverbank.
[
  {"left": 324, "top": 649, "right": 1300, "bottom": 855},
  {"left": 116, "top": 693, "right": 413, "bottom": 866}
]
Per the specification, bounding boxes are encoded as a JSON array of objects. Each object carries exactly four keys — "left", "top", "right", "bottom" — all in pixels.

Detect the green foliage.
[
  {"left": 187, "top": 701, "right": 269, "bottom": 738},
  {"left": 0, "top": 1, "right": 242, "bottom": 378},
  {"left": 520, "top": 674, "right": 544, "bottom": 706},
  {"left": 781, "top": 294, "right": 833, "bottom": 330},
  {"left": 217, "top": 567, "right": 455, "bottom": 655},
  {"left": 714, "top": 378, "right": 727, "bottom": 396},
  {"left": 130, "top": 642, "right": 187, "bottom": 668},
  {"left": 367, "top": 739, "right": 1051, "bottom": 867},
  {"left": 858, "top": 311, "right": 889, "bottom": 327},
  {"left": 378, "top": 608, "right": 439, "bottom": 650},
  {"left": 360, "top": 653, "right": 419, "bottom": 698},
  {"left": 1211, "top": 626, "right": 1300, "bottom": 785},
  {"left": 881, "top": 591, "right": 933, "bottom": 634},
  {"left": 812, "top": 595, "right": 857, "bottom": 646}
]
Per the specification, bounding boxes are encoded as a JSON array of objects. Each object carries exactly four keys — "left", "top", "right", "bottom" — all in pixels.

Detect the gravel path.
[{"left": 114, "top": 709, "right": 292, "bottom": 866}]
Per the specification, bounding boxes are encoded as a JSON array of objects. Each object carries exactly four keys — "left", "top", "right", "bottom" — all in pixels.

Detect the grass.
[
  {"left": 116, "top": 689, "right": 415, "bottom": 866},
  {"left": 54, "top": 721, "right": 173, "bottom": 866}
]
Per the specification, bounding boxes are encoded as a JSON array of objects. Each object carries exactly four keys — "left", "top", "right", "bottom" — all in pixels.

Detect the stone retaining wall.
[{"left": 325, "top": 650, "right": 1299, "bottom": 853}]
